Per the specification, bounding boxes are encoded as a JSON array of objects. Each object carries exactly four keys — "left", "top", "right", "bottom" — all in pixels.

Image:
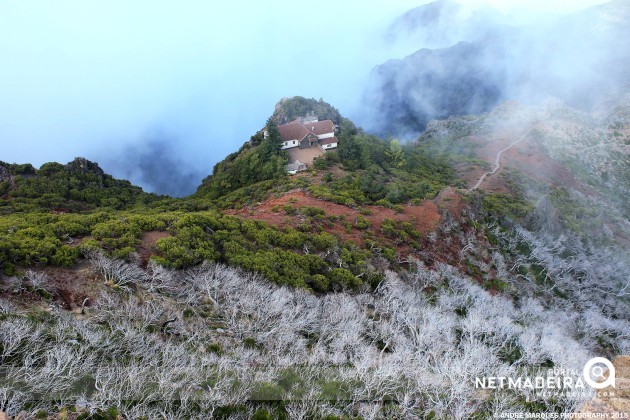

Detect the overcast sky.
[{"left": 0, "top": 0, "right": 610, "bottom": 195}]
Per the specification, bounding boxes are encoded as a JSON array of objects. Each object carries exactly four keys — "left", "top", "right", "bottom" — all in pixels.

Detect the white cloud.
[{"left": 456, "top": 0, "right": 609, "bottom": 14}]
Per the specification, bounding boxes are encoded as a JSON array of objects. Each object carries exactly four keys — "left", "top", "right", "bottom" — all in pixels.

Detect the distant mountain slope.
[
  {"left": 417, "top": 95, "right": 630, "bottom": 244},
  {"left": 366, "top": 41, "right": 506, "bottom": 138},
  {"left": 365, "top": 0, "right": 630, "bottom": 138},
  {"left": 386, "top": 0, "right": 501, "bottom": 48}
]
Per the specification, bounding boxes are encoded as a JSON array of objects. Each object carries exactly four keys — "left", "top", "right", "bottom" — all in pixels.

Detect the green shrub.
[
  {"left": 380, "top": 219, "right": 398, "bottom": 238},
  {"left": 251, "top": 383, "right": 285, "bottom": 402},
  {"left": 327, "top": 268, "right": 361, "bottom": 289},
  {"left": 282, "top": 205, "right": 297, "bottom": 215},
  {"left": 297, "top": 221, "right": 314, "bottom": 232},
  {"left": 482, "top": 193, "right": 532, "bottom": 220},
  {"left": 243, "top": 337, "right": 258, "bottom": 349},
  {"left": 299, "top": 206, "right": 325, "bottom": 217},
  {"left": 80, "top": 238, "right": 102, "bottom": 254},
  {"left": 308, "top": 232, "right": 336, "bottom": 251},
  {"left": 308, "top": 274, "right": 330, "bottom": 292},
  {"left": 355, "top": 216, "right": 371, "bottom": 230},
  {"left": 484, "top": 277, "right": 508, "bottom": 292},
  {"left": 51, "top": 245, "right": 80, "bottom": 266},
  {"left": 401, "top": 222, "right": 420, "bottom": 239},
  {"left": 3, "top": 263, "right": 16, "bottom": 276},
  {"left": 252, "top": 408, "right": 273, "bottom": 420},
  {"left": 207, "top": 343, "right": 223, "bottom": 355}
]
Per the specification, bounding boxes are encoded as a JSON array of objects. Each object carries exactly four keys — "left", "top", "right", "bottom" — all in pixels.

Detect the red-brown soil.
[
  {"left": 138, "top": 231, "right": 172, "bottom": 268},
  {"left": 43, "top": 263, "right": 102, "bottom": 311},
  {"left": 499, "top": 138, "right": 585, "bottom": 191},
  {"left": 434, "top": 187, "right": 466, "bottom": 219},
  {"left": 226, "top": 190, "right": 441, "bottom": 255}
]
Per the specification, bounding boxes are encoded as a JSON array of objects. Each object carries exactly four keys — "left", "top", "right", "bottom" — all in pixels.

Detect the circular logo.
[{"left": 583, "top": 357, "right": 615, "bottom": 389}]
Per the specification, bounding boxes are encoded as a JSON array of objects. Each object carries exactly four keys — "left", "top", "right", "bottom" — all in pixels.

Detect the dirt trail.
[{"left": 469, "top": 128, "right": 533, "bottom": 191}]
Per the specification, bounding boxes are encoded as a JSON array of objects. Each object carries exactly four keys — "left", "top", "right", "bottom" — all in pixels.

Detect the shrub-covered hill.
[
  {"left": 194, "top": 96, "right": 347, "bottom": 202},
  {"left": 193, "top": 117, "right": 288, "bottom": 202},
  {"left": 0, "top": 157, "right": 163, "bottom": 213},
  {"left": 0, "top": 98, "right": 456, "bottom": 290}
]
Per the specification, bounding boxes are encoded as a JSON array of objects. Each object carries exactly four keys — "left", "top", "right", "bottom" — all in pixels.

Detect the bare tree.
[{"left": 88, "top": 251, "right": 146, "bottom": 290}]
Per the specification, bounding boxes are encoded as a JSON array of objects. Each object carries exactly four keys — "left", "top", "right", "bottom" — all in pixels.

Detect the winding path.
[{"left": 469, "top": 128, "right": 533, "bottom": 191}]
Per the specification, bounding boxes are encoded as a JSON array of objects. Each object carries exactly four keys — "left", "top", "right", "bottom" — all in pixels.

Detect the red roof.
[
  {"left": 319, "top": 136, "right": 338, "bottom": 145},
  {"left": 278, "top": 119, "right": 335, "bottom": 142},
  {"left": 278, "top": 121, "right": 310, "bottom": 142},
  {"left": 305, "top": 120, "right": 335, "bottom": 136}
]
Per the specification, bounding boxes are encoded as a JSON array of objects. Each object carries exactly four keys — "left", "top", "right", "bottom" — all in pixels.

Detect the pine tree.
[
  {"left": 261, "top": 117, "right": 282, "bottom": 160},
  {"left": 386, "top": 139, "right": 405, "bottom": 168}
]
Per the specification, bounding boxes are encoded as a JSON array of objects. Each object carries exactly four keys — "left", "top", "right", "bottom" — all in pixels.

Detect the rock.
[
  {"left": 0, "top": 163, "right": 10, "bottom": 182},
  {"left": 65, "top": 157, "right": 105, "bottom": 177}
]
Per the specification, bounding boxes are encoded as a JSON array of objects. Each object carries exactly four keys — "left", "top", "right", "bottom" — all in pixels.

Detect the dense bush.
[
  {"left": 481, "top": 192, "right": 533, "bottom": 220},
  {"left": 148, "top": 210, "right": 373, "bottom": 291},
  {"left": 0, "top": 202, "right": 378, "bottom": 291}
]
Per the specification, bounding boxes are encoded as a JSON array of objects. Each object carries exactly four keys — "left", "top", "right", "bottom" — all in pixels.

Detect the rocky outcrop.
[
  {"left": 0, "top": 163, "right": 14, "bottom": 197},
  {"left": 65, "top": 157, "right": 105, "bottom": 177},
  {"left": 0, "top": 163, "right": 10, "bottom": 183}
]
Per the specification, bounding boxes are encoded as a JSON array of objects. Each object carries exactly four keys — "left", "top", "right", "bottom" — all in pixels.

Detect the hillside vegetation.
[
  {"left": 1, "top": 96, "right": 629, "bottom": 418},
  {"left": 197, "top": 97, "right": 455, "bottom": 209},
  {"left": 0, "top": 157, "right": 162, "bottom": 214}
]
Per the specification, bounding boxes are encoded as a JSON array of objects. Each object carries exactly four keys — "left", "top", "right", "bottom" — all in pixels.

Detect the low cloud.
[
  {"left": 101, "top": 129, "right": 206, "bottom": 197},
  {"left": 359, "top": 0, "right": 630, "bottom": 139}
]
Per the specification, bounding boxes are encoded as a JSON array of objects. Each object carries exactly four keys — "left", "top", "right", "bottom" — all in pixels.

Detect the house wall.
[
  {"left": 281, "top": 140, "right": 299, "bottom": 150},
  {"left": 317, "top": 132, "right": 335, "bottom": 140},
  {"left": 322, "top": 142, "right": 338, "bottom": 149}
]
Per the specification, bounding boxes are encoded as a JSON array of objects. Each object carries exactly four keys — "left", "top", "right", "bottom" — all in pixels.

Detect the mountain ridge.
[{"left": 365, "top": 0, "right": 630, "bottom": 138}]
